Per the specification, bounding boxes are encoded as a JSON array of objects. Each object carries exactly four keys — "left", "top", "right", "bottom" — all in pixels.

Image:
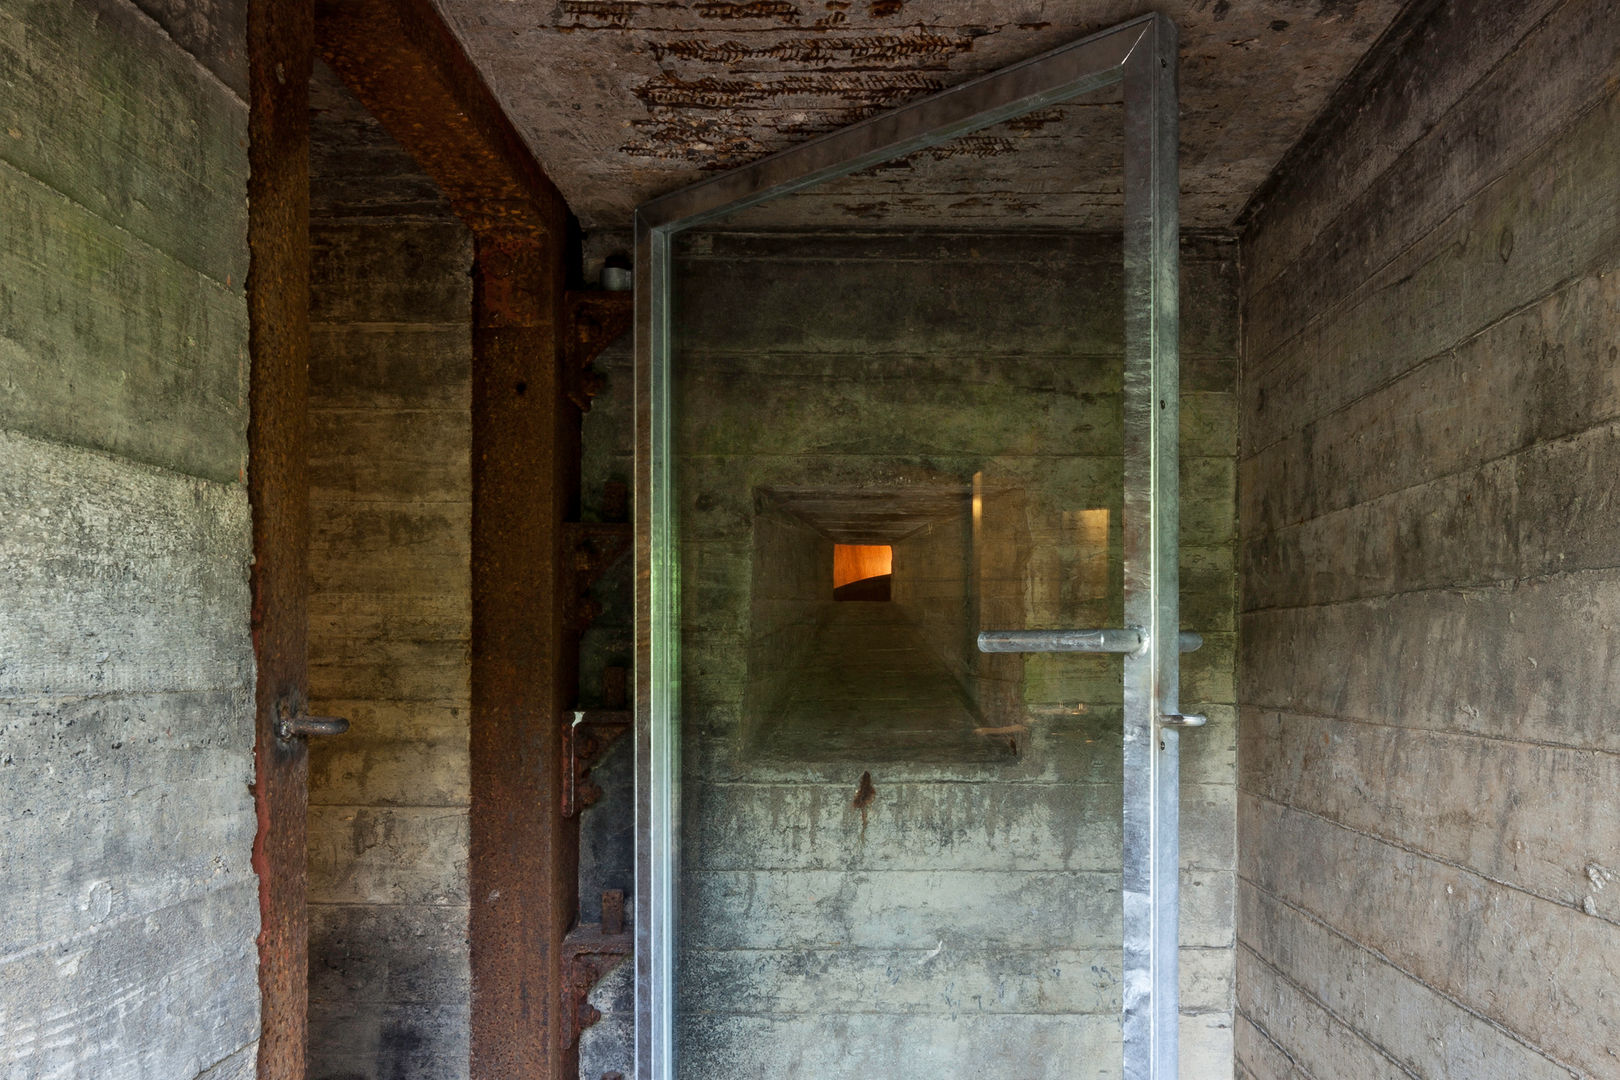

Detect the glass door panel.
[{"left": 636, "top": 17, "right": 1189, "bottom": 1078}]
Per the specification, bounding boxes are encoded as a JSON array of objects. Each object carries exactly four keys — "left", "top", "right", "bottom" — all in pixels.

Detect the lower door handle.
[{"left": 977, "top": 628, "right": 1203, "bottom": 654}]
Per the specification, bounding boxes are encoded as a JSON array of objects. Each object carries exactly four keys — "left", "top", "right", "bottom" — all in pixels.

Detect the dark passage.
[{"left": 832, "top": 573, "right": 892, "bottom": 601}]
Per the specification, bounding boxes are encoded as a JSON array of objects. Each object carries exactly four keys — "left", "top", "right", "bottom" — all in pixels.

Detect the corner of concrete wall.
[
  {"left": 0, "top": 0, "right": 261, "bottom": 1076},
  {"left": 1236, "top": 1, "right": 1620, "bottom": 1076}
]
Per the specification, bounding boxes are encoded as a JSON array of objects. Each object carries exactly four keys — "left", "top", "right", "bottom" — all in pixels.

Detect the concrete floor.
[{"left": 753, "top": 601, "right": 1005, "bottom": 764}]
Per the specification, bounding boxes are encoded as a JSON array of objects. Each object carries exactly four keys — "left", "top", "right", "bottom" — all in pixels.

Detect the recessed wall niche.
[{"left": 739, "top": 483, "right": 1028, "bottom": 763}]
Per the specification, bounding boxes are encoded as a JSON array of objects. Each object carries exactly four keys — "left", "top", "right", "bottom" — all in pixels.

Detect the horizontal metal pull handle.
[
  {"left": 1160, "top": 713, "right": 1207, "bottom": 728},
  {"left": 276, "top": 713, "right": 350, "bottom": 739},
  {"left": 977, "top": 628, "right": 1204, "bottom": 654}
]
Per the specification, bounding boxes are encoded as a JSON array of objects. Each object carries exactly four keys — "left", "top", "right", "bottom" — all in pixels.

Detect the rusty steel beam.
[
  {"left": 247, "top": 1, "right": 314, "bottom": 1078},
  {"left": 315, "top": 5, "right": 610, "bottom": 1076},
  {"left": 471, "top": 225, "right": 579, "bottom": 1079},
  {"left": 314, "top": 0, "right": 565, "bottom": 236}
]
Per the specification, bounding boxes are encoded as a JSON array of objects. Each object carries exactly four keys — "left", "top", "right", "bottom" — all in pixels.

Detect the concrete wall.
[
  {"left": 305, "top": 65, "right": 474, "bottom": 1080},
  {"left": 0, "top": 1, "right": 260, "bottom": 1077},
  {"left": 742, "top": 495, "right": 835, "bottom": 747},
  {"left": 1236, "top": 2, "right": 1620, "bottom": 1077},
  {"left": 650, "top": 229, "right": 1239, "bottom": 1077}
]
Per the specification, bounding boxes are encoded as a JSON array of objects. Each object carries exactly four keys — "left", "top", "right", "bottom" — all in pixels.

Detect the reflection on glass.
[{"left": 670, "top": 94, "right": 1131, "bottom": 1078}]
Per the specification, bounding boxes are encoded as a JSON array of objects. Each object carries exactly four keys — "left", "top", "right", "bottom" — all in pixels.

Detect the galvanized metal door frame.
[{"left": 633, "top": 13, "right": 1185, "bottom": 1078}]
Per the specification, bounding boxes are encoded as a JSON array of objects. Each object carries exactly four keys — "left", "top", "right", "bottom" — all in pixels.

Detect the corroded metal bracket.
[
  {"left": 567, "top": 521, "right": 632, "bottom": 589},
  {"left": 565, "top": 520, "right": 632, "bottom": 633},
  {"left": 562, "top": 890, "right": 632, "bottom": 1049},
  {"left": 565, "top": 291, "right": 633, "bottom": 411},
  {"left": 563, "top": 710, "right": 632, "bottom": 818}
]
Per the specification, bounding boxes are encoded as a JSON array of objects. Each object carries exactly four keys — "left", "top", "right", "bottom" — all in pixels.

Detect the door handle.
[
  {"left": 1159, "top": 712, "right": 1207, "bottom": 728},
  {"left": 976, "top": 628, "right": 1203, "bottom": 655},
  {"left": 977, "top": 628, "right": 1207, "bottom": 727},
  {"left": 275, "top": 700, "right": 350, "bottom": 740}
]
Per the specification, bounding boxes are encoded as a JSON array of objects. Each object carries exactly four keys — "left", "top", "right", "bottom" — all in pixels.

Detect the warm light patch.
[{"left": 833, "top": 544, "right": 892, "bottom": 589}]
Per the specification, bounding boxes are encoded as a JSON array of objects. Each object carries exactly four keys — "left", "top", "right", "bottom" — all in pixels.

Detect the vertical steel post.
[
  {"left": 468, "top": 225, "right": 577, "bottom": 1080},
  {"left": 634, "top": 216, "right": 679, "bottom": 1080},
  {"left": 1121, "top": 16, "right": 1182, "bottom": 1080}
]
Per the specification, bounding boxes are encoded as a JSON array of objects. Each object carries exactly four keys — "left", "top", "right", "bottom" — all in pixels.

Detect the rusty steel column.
[
  {"left": 313, "top": 4, "right": 584, "bottom": 1072},
  {"left": 470, "top": 223, "right": 579, "bottom": 1079},
  {"left": 247, "top": 0, "right": 313, "bottom": 1078}
]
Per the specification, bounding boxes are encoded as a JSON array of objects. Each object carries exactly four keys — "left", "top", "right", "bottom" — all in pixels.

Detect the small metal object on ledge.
[{"left": 976, "top": 628, "right": 1204, "bottom": 654}]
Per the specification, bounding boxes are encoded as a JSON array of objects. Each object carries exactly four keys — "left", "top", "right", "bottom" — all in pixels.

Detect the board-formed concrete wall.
[
  {"left": 1236, "top": 2, "right": 1620, "bottom": 1077},
  {"left": 0, "top": 1, "right": 260, "bottom": 1077},
  {"left": 579, "top": 228, "right": 1238, "bottom": 1077},
  {"left": 304, "top": 65, "right": 474, "bottom": 1080}
]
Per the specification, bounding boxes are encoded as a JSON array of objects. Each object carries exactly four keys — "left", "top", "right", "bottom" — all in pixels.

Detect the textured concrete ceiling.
[
  {"left": 768, "top": 485, "right": 969, "bottom": 543},
  {"left": 431, "top": 0, "right": 1407, "bottom": 232}
]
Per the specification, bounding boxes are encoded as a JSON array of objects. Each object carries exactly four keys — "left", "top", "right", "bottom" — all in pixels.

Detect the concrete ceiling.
[
  {"left": 767, "top": 486, "right": 968, "bottom": 543},
  {"left": 431, "top": 0, "right": 1407, "bottom": 232}
]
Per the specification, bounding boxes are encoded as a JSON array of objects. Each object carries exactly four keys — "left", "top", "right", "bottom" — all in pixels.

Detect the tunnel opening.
[
  {"left": 832, "top": 543, "right": 893, "bottom": 601},
  {"left": 739, "top": 484, "right": 1027, "bottom": 764}
]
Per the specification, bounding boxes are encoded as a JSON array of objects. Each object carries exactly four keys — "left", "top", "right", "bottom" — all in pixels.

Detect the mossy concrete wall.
[
  {"left": 304, "top": 64, "right": 474, "bottom": 1080},
  {"left": 0, "top": 1, "right": 260, "bottom": 1076},
  {"left": 1236, "top": 2, "right": 1620, "bottom": 1076}
]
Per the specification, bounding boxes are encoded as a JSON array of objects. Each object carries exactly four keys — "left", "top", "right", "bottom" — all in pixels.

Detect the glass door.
[{"left": 634, "top": 15, "right": 1196, "bottom": 1079}]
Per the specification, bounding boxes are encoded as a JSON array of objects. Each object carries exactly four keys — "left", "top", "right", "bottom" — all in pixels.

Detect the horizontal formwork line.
[
  {"left": 684, "top": 866, "right": 1124, "bottom": 874},
  {"left": 1236, "top": 940, "right": 1423, "bottom": 1080},
  {"left": 0, "top": 687, "right": 250, "bottom": 704},
  {"left": 1237, "top": 274, "right": 1586, "bottom": 464},
  {"left": 309, "top": 321, "right": 471, "bottom": 332},
  {"left": 681, "top": 865, "right": 1233, "bottom": 876},
  {"left": 306, "top": 999, "right": 468, "bottom": 1010},
  {"left": 0, "top": 877, "right": 257, "bottom": 967},
  {"left": 301, "top": 693, "right": 467, "bottom": 703},
  {"left": 674, "top": 1008, "right": 1123, "bottom": 1018},
  {"left": 677, "top": 944, "right": 1229, "bottom": 954},
  {"left": 1237, "top": 561, "right": 1620, "bottom": 617},
  {"left": 306, "top": 496, "right": 472, "bottom": 509},
  {"left": 308, "top": 802, "right": 469, "bottom": 810},
  {"left": 1238, "top": 793, "right": 1620, "bottom": 929},
  {"left": 300, "top": 693, "right": 468, "bottom": 704},
  {"left": 1236, "top": 702, "right": 1620, "bottom": 761},
  {"left": 674, "top": 451, "right": 1236, "bottom": 461},
  {"left": 691, "top": 778, "right": 1193, "bottom": 788},
  {"left": 0, "top": 152, "right": 241, "bottom": 294},
  {"left": 0, "top": 424, "right": 246, "bottom": 492},
  {"left": 309, "top": 213, "right": 467, "bottom": 226},
  {"left": 1234, "top": 1006, "right": 1319, "bottom": 1080},
  {"left": 1241, "top": 47, "right": 1613, "bottom": 382},
  {"left": 1238, "top": 401, "right": 1620, "bottom": 534},
  {"left": 671, "top": 235, "right": 1235, "bottom": 252},
  {"left": 308, "top": 496, "right": 471, "bottom": 507},
  {"left": 672, "top": 347, "right": 1236, "bottom": 360},
  {"left": 306, "top": 900, "right": 469, "bottom": 911},
  {"left": 1235, "top": 878, "right": 1585, "bottom": 1078},
  {"left": 308, "top": 406, "right": 471, "bottom": 416}
]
